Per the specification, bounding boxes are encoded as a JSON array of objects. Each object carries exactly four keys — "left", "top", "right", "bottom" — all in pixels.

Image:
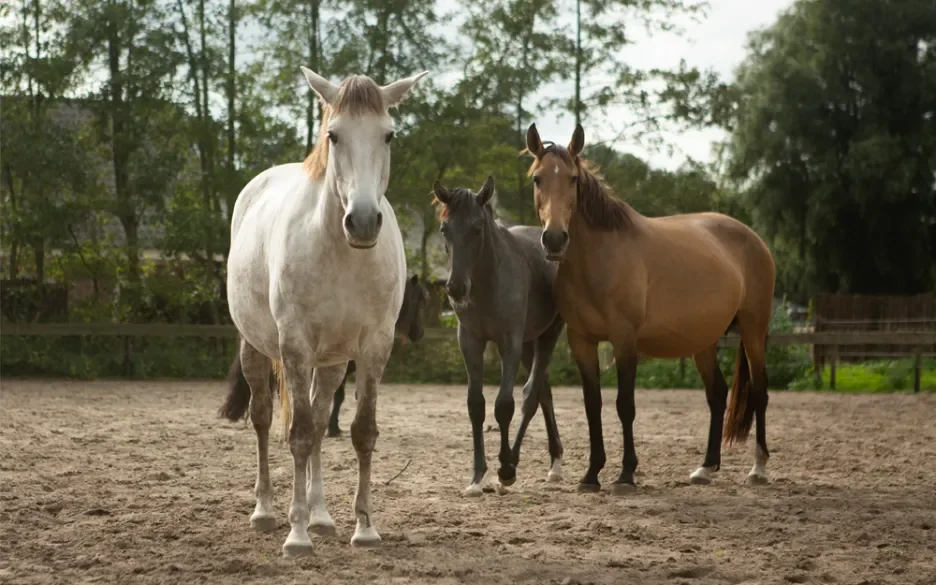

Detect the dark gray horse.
[
  {"left": 433, "top": 176, "right": 565, "bottom": 497},
  {"left": 220, "top": 274, "right": 429, "bottom": 434}
]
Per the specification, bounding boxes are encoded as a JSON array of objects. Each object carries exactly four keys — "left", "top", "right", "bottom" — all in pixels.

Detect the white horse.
[{"left": 225, "top": 66, "right": 428, "bottom": 557}]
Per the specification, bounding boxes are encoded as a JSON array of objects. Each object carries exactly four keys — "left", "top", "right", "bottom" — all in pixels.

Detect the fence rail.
[{"left": 2, "top": 323, "right": 933, "bottom": 392}]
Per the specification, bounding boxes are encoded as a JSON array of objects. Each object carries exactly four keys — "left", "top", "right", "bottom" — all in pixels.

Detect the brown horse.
[{"left": 524, "top": 122, "right": 776, "bottom": 495}]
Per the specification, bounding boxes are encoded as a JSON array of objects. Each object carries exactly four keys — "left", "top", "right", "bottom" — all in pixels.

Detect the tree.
[
  {"left": 720, "top": 0, "right": 936, "bottom": 300},
  {"left": 64, "top": 0, "right": 188, "bottom": 316},
  {"left": 0, "top": 0, "right": 95, "bottom": 284},
  {"left": 561, "top": 0, "right": 714, "bottom": 146}
]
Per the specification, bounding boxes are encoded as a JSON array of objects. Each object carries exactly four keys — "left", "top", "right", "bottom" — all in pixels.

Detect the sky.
[{"left": 506, "top": 0, "right": 796, "bottom": 170}]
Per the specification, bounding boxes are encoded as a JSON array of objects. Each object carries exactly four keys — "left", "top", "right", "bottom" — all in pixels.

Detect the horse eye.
[
  {"left": 328, "top": 131, "right": 338, "bottom": 145},
  {"left": 532, "top": 176, "right": 540, "bottom": 186},
  {"left": 385, "top": 131, "right": 395, "bottom": 144},
  {"left": 571, "top": 175, "right": 579, "bottom": 184}
]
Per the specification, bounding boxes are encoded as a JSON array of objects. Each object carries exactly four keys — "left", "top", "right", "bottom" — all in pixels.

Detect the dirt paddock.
[{"left": 1, "top": 380, "right": 935, "bottom": 585}]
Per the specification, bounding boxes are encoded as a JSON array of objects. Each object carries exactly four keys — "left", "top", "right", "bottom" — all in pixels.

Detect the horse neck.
[
  {"left": 470, "top": 218, "right": 503, "bottom": 293},
  {"left": 312, "top": 170, "right": 347, "bottom": 243}
]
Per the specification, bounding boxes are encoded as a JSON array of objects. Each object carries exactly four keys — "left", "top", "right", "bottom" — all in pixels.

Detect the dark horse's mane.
[{"left": 529, "top": 144, "right": 635, "bottom": 231}]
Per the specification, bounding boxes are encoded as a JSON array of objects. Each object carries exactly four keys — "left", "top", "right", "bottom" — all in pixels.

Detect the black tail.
[{"left": 219, "top": 349, "right": 252, "bottom": 421}]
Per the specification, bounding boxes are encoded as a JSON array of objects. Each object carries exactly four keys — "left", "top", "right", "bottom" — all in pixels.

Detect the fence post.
[
  {"left": 829, "top": 345, "right": 838, "bottom": 390},
  {"left": 913, "top": 347, "right": 923, "bottom": 394}
]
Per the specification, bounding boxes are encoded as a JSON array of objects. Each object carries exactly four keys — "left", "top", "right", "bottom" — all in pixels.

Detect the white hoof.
[
  {"left": 250, "top": 512, "right": 277, "bottom": 533},
  {"left": 746, "top": 471, "right": 769, "bottom": 485},
  {"left": 309, "top": 520, "right": 336, "bottom": 537},
  {"left": 282, "top": 529, "right": 314, "bottom": 557},
  {"left": 351, "top": 526, "right": 381, "bottom": 547},
  {"left": 546, "top": 460, "right": 563, "bottom": 483},
  {"left": 462, "top": 483, "right": 483, "bottom": 497},
  {"left": 496, "top": 483, "right": 509, "bottom": 496},
  {"left": 689, "top": 466, "right": 717, "bottom": 485}
]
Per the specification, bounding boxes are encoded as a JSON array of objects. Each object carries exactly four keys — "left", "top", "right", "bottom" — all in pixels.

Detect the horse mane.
[
  {"left": 302, "top": 75, "right": 387, "bottom": 180},
  {"left": 527, "top": 144, "right": 635, "bottom": 231}
]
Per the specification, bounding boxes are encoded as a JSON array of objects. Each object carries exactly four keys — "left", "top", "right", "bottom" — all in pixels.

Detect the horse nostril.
[
  {"left": 344, "top": 214, "right": 355, "bottom": 232},
  {"left": 560, "top": 231, "right": 569, "bottom": 245},
  {"left": 376, "top": 212, "right": 383, "bottom": 230}
]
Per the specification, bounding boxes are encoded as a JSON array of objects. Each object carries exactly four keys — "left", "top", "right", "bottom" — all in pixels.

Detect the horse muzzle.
[
  {"left": 343, "top": 204, "right": 383, "bottom": 249},
  {"left": 445, "top": 279, "right": 471, "bottom": 305},
  {"left": 541, "top": 229, "right": 569, "bottom": 261}
]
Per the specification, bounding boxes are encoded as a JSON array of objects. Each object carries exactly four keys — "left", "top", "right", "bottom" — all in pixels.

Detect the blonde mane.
[{"left": 302, "top": 75, "right": 387, "bottom": 180}]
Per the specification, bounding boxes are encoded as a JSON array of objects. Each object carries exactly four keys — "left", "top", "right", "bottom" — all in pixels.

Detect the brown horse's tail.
[
  {"left": 723, "top": 339, "right": 760, "bottom": 445},
  {"left": 219, "top": 347, "right": 252, "bottom": 422}
]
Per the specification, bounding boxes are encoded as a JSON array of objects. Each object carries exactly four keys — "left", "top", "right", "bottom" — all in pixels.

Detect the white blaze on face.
[
  {"left": 554, "top": 164, "right": 559, "bottom": 175},
  {"left": 327, "top": 113, "right": 394, "bottom": 212}
]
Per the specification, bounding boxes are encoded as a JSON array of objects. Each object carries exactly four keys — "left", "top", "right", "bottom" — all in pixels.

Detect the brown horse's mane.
[
  {"left": 527, "top": 144, "right": 635, "bottom": 231},
  {"left": 302, "top": 75, "right": 386, "bottom": 180}
]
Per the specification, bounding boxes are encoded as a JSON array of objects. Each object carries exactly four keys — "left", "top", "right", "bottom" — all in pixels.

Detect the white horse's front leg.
[
  {"left": 280, "top": 345, "right": 316, "bottom": 557},
  {"left": 349, "top": 352, "right": 387, "bottom": 547},
  {"left": 306, "top": 364, "right": 347, "bottom": 537}
]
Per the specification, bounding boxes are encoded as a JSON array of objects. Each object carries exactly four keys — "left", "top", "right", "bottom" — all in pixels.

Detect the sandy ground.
[{"left": 1, "top": 379, "right": 935, "bottom": 585}]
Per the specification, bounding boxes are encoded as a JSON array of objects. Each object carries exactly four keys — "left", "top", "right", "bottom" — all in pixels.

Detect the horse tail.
[
  {"left": 219, "top": 347, "right": 252, "bottom": 422},
  {"left": 272, "top": 359, "right": 291, "bottom": 442},
  {"left": 723, "top": 339, "right": 755, "bottom": 445}
]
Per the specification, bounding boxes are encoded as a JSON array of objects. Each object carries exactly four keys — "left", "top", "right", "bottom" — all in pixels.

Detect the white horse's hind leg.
[
  {"left": 241, "top": 342, "right": 277, "bottom": 532},
  {"left": 349, "top": 357, "right": 385, "bottom": 547},
  {"left": 280, "top": 347, "right": 316, "bottom": 557},
  {"left": 306, "top": 364, "right": 347, "bottom": 537}
]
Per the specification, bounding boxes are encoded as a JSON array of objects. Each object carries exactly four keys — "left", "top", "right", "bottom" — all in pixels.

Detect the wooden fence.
[
  {"left": 813, "top": 293, "right": 936, "bottom": 367},
  {"left": 2, "top": 323, "right": 934, "bottom": 392}
]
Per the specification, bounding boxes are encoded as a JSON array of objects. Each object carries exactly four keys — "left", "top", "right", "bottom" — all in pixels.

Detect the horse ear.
[
  {"left": 300, "top": 66, "right": 338, "bottom": 106},
  {"left": 526, "top": 123, "right": 545, "bottom": 158},
  {"left": 568, "top": 124, "right": 585, "bottom": 158},
  {"left": 476, "top": 175, "right": 495, "bottom": 206},
  {"left": 381, "top": 71, "right": 429, "bottom": 107},
  {"left": 433, "top": 181, "right": 452, "bottom": 204}
]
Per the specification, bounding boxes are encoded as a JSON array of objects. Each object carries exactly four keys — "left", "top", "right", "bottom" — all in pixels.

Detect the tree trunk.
[
  {"left": 107, "top": 3, "right": 141, "bottom": 318},
  {"left": 227, "top": 0, "right": 236, "bottom": 175},
  {"left": 3, "top": 162, "right": 19, "bottom": 280},
  {"left": 305, "top": 0, "right": 321, "bottom": 154}
]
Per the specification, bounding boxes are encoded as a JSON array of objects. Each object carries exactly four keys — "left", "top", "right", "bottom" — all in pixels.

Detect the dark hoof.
[
  {"left": 327, "top": 427, "right": 342, "bottom": 437},
  {"left": 497, "top": 464, "right": 517, "bottom": 486},
  {"left": 577, "top": 482, "right": 601, "bottom": 493},
  {"left": 610, "top": 481, "right": 636, "bottom": 496}
]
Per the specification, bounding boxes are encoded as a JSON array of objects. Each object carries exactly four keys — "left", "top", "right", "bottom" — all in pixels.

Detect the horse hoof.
[
  {"left": 327, "top": 428, "right": 342, "bottom": 438},
  {"left": 498, "top": 465, "right": 517, "bottom": 486},
  {"left": 250, "top": 513, "right": 277, "bottom": 533},
  {"left": 309, "top": 521, "right": 337, "bottom": 537},
  {"left": 746, "top": 472, "right": 769, "bottom": 486},
  {"left": 496, "top": 483, "right": 510, "bottom": 496},
  {"left": 351, "top": 527, "right": 382, "bottom": 548},
  {"left": 546, "top": 460, "right": 563, "bottom": 483},
  {"left": 462, "top": 484, "right": 483, "bottom": 497},
  {"left": 577, "top": 482, "right": 601, "bottom": 493},
  {"left": 610, "top": 482, "right": 636, "bottom": 496},
  {"left": 282, "top": 531, "right": 314, "bottom": 557},
  {"left": 689, "top": 466, "right": 716, "bottom": 485}
]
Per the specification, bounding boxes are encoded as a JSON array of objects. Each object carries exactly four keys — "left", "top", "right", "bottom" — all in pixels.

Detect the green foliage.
[{"left": 719, "top": 0, "right": 936, "bottom": 301}]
